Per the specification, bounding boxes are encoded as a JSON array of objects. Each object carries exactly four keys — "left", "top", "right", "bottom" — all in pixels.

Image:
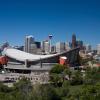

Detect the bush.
[{"left": 50, "top": 64, "right": 65, "bottom": 74}]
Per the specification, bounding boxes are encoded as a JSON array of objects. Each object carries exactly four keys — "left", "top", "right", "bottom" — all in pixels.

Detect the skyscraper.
[
  {"left": 56, "top": 42, "right": 65, "bottom": 53},
  {"left": 51, "top": 46, "right": 56, "bottom": 53},
  {"left": 76, "top": 40, "right": 83, "bottom": 49},
  {"left": 97, "top": 44, "right": 100, "bottom": 55},
  {"left": 65, "top": 42, "right": 70, "bottom": 51},
  {"left": 85, "top": 44, "right": 92, "bottom": 53},
  {"left": 48, "top": 34, "right": 53, "bottom": 53},
  {"left": 72, "top": 33, "right": 76, "bottom": 48},
  {"left": 30, "top": 43, "right": 37, "bottom": 54},
  {"left": 24, "top": 35, "right": 34, "bottom": 53},
  {"left": 35, "top": 42, "right": 41, "bottom": 48},
  {"left": 41, "top": 40, "right": 50, "bottom": 54}
]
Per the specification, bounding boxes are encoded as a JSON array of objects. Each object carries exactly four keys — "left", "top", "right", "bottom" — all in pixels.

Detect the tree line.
[{"left": 0, "top": 64, "right": 100, "bottom": 100}]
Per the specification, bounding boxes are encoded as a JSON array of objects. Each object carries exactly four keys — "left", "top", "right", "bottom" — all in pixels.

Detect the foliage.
[
  {"left": 50, "top": 64, "right": 65, "bottom": 74},
  {"left": 70, "top": 70, "right": 83, "bottom": 85},
  {"left": 32, "top": 84, "right": 60, "bottom": 100},
  {"left": 84, "top": 67, "right": 100, "bottom": 85},
  {"left": 0, "top": 65, "right": 100, "bottom": 100}
]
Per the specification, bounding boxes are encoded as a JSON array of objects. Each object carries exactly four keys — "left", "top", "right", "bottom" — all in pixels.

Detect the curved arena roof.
[{"left": 3, "top": 48, "right": 60, "bottom": 62}]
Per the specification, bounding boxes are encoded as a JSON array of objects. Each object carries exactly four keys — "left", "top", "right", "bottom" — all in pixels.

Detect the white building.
[
  {"left": 85, "top": 44, "right": 91, "bottom": 53},
  {"left": 97, "top": 44, "right": 100, "bottom": 55},
  {"left": 30, "top": 43, "right": 37, "bottom": 54},
  {"left": 56, "top": 42, "right": 65, "bottom": 53},
  {"left": 24, "top": 35, "right": 35, "bottom": 53},
  {"left": 65, "top": 42, "right": 70, "bottom": 51},
  {"left": 41, "top": 40, "right": 50, "bottom": 54}
]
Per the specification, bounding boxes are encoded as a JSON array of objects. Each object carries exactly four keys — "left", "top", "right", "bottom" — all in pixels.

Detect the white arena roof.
[{"left": 3, "top": 48, "right": 58, "bottom": 62}]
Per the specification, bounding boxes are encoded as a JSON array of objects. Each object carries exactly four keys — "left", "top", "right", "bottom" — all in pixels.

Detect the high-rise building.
[
  {"left": 48, "top": 35, "right": 53, "bottom": 53},
  {"left": 35, "top": 42, "right": 41, "bottom": 49},
  {"left": 51, "top": 46, "right": 56, "bottom": 53},
  {"left": 72, "top": 33, "right": 76, "bottom": 48},
  {"left": 41, "top": 41, "right": 45, "bottom": 53},
  {"left": 97, "top": 44, "right": 100, "bottom": 55},
  {"left": 65, "top": 42, "right": 70, "bottom": 51},
  {"left": 24, "top": 35, "right": 34, "bottom": 53},
  {"left": 85, "top": 44, "right": 92, "bottom": 53},
  {"left": 56, "top": 42, "right": 65, "bottom": 53},
  {"left": 69, "top": 42, "right": 72, "bottom": 48},
  {"left": 76, "top": 40, "right": 83, "bottom": 49},
  {"left": 34, "top": 41, "right": 41, "bottom": 54},
  {"left": 41, "top": 40, "right": 50, "bottom": 54},
  {"left": 30, "top": 43, "right": 37, "bottom": 54}
]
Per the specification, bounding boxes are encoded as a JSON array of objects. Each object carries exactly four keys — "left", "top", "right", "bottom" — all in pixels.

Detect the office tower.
[
  {"left": 41, "top": 40, "right": 50, "bottom": 54},
  {"left": 72, "top": 33, "right": 76, "bottom": 48},
  {"left": 44, "top": 40, "right": 50, "bottom": 54},
  {"left": 24, "top": 35, "right": 34, "bottom": 53},
  {"left": 35, "top": 42, "right": 41, "bottom": 49},
  {"left": 51, "top": 46, "right": 56, "bottom": 53},
  {"left": 85, "top": 44, "right": 92, "bottom": 53},
  {"left": 48, "top": 35, "right": 53, "bottom": 53},
  {"left": 41, "top": 41, "right": 45, "bottom": 53},
  {"left": 69, "top": 42, "right": 72, "bottom": 48},
  {"left": 56, "top": 42, "right": 65, "bottom": 53},
  {"left": 76, "top": 40, "right": 83, "bottom": 49},
  {"left": 65, "top": 42, "right": 70, "bottom": 51},
  {"left": 30, "top": 43, "right": 37, "bottom": 54},
  {"left": 97, "top": 44, "right": 100, "bottom": 55}
]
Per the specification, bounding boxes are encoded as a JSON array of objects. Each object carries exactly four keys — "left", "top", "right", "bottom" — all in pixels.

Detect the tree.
[
  {"left": 49, "top": 64, "right": 65, "bottom": 86},
  {"left": 84, "top": 67, "right": 100, "bottom": 85},
  {"left": 50, "top": 64, "right": 65, "bottom": 74},
  {"left": 64, "top": 68, "right": 72, "bottom": 80},
  {"left": 70, "top": 70, "right": 83, "bottom": 85},
  {"left": 13, "top": 77, "right": 33, "bottom": 100},
  {"left": 32, "top": 84, "right": 60, "bottom": 100}
]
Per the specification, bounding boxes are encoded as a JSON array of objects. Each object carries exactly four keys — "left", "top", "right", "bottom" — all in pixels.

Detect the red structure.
[
  {"left": 0, "top": 56, "right": 8, "bottom": 65},
  {"left": 59, "top": 56, "right": 68, "bottom": 65}
]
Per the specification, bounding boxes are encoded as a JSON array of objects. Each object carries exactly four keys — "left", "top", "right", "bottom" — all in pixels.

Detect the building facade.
[
  {"left": 76, "top": 40, "right": 83, "bottom": 49},
  {"left": 24, "top": 35, "right": 35, "bottom": 53},
  {"left": 85, "top": 44, "right": 92, "bottom": 53},
  {"left": 56, "top": 42, "right": 65, "bottom": 53},
  {"left": 41, "top": 40, "right": 50, "bottom": 54},
  {"left": 65, "top": 42, "right": 70, "bottom": 51},
  {"left": 51, "top": 46, "right": 56, "bottom": 53},
  {"left": 97, "top": 44, "right": 100, "bottom": 55},
  {"left": 72, "top": 34, "right": 77, "bottom": 48},
  {"left": 30, "top": 43, "right": 37, "bottom": 54}
]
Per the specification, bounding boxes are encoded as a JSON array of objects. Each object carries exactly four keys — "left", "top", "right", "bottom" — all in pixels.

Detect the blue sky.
[{"left": 0, "top": 0, "right": 100, "bottom": 48}]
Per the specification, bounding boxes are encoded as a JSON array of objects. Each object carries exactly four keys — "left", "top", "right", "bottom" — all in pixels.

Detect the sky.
[{"left": 0, "top": 0, "right": 100, "bottom": 49}]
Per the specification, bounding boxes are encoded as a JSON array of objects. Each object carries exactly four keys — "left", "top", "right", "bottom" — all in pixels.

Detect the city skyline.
[{"left": 0, "top": 0, "right": 100, "bottom": 49}]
